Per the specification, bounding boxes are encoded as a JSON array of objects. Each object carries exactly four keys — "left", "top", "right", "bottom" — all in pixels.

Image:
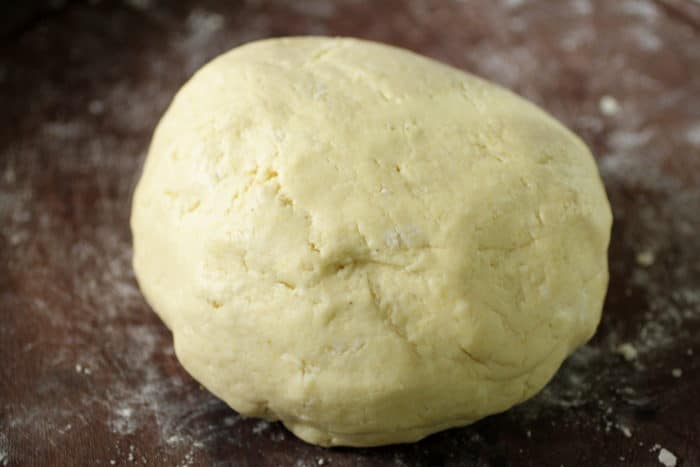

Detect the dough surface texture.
[{"left": 131, "top": 37, "right": 612, "bottom": 446}]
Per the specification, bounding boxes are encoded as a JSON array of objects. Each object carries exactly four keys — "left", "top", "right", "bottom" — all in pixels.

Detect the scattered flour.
[
  {"left": 223, "top": 416, "right": 239, "bottom": 427},
  {"left": 599, "top": 95, "right": 621, "bottom": 116},
  {"left": 686, "top": 122, "right": 700, "bottom": 146},
  {"left": 252, "top": 420, "right": 271, "bottom": 435},
  {"left": 571, "top": 0, "right": 592, "bottom": 16},
  {"left": 502, "top": 0, "right": 526, "bottom": 8},
  {"left": 270, "top": 430, "right": 286, "bottom": 442},
  {"left": 627, "top": 26, "right": 663, "bottom": 52},
  {"left": 110, "top": 406, "right": 137, "bottom": 435},
  {"left": 0, "top": 433, "right": 8, "bottom": 467},
  {"left": 620, "top": 0, "right": 659, "bottom": 21},
  {"left": 617, "top": 424, "right": 632, "bottom": 438},
  {"left": 658, "top": 448, "right": 678, "bottom": 467},
  {"left": 88, "top": 99, "right": 105, "bottom": 115},
  {"left": 635, "top": 250, "right": 655, "bottom": 267},
  {"left": 616, "top": 343, "right": 638, "bottom": 361}
]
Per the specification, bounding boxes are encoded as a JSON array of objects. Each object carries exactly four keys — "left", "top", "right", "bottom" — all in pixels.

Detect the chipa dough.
[{"left": 131, "top": 37, "right": 612, "bottom": 446}]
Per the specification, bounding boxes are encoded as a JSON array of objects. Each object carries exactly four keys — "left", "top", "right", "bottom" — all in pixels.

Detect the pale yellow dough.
[{"left": 131, "top": 37, "right": 612, "bottom": 446}]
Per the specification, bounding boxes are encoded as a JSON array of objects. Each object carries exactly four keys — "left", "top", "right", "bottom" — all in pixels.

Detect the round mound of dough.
[{"left": 131, "top": 37, "right": 612, "bottom": 446}]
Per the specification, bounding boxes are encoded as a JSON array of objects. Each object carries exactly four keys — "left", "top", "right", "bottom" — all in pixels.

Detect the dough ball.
[{"left": 131, "top": 37, "right": 612, "bottom": 446}]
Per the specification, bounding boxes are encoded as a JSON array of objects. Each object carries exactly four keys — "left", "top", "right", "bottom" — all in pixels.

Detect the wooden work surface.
[{"left": 1, "top": 1, "right": 699, "bottom": 465}]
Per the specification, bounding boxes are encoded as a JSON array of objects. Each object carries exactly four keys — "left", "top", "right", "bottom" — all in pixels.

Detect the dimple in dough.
[{"left": 131, "top": 37, "right": 612, "bottom": 447}]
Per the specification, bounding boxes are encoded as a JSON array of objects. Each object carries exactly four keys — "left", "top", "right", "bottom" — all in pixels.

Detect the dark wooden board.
[{"left": 1, "top": 1, "right": 699, "bottom": 465}]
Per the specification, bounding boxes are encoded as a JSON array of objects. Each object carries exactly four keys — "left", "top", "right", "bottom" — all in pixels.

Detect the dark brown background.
[{"left": 1, "top": 0, "right": 699, "bottom": 466}]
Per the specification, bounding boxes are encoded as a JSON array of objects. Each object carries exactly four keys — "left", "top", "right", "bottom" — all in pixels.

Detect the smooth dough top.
[{"left": 131, "top": 37, "right": 612, "bottom": 446}]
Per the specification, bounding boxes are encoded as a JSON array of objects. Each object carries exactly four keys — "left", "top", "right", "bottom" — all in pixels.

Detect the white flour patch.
[
  {"left": 42, "top": 121, "right": 83, "bottom": 139},
  {"left": 561, "top": 27, "right": 594, "bottom": 51},
  {"left": 179, "top": 8, "right": 228, "bottom": 74},
  {"left": 608, "top": 129, "right": 654, "bottom": 150},
  {"left": 658, "top": 447, "right": 678, "bottom": 467},
  {"left": 686, "top": 122, "right": 700, "bottom": 146},
  {"left": 481, "top": 52, "right": 520, "bottom": 80},
  {"left": 620, "top": 0, "right": 659, "bottom": 21},
  {"left": 0, "top": 433, "right": 8, "bottom": 467},
  {"left": 627, "top": 26, "right": 662, "bottom": 52},
  {"left": 270, "top": 430, "right": 286, "bottom": 442},
  {"left": 223, "top": 415, "right": 240, "bottom": 427},
  {"left": 110, "top": 406, "right": 137, "bottom": 435},
  {"left": 252, "top": 420, "right": 271, "bottom": 435},
  {"left": 600, "top": 95, "right": 621, "bottom": 116},
  {"left": 571, "top": 0, "right": 592, "bottom": 16},
  {"left": 186, "top": 9, "right": 225, "bottom": 37}
]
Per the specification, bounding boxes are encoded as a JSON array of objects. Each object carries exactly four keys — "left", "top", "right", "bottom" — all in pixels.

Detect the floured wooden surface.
[{"left": 0, "top": 1, "right": 698, "bottom": 465}]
